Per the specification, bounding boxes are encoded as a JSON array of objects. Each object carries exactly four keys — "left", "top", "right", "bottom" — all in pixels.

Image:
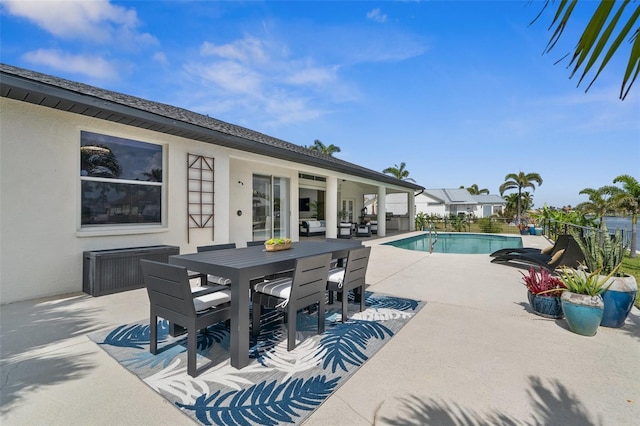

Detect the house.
[
  {"left": 386, "top": 188, "right": 505, "bottom": 218},
  {"left": 0, "top": 64, "right": 423, "bottom": 304}
]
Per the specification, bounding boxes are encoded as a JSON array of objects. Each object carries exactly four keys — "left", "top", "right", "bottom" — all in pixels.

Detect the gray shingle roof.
[{"left": 0, "top": 63, "right": 423, "bottom": 191}]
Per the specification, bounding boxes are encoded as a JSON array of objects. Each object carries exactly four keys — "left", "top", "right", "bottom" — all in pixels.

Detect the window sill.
[{"left": 76, "top": 225, "right": 169, "bottom": 238}]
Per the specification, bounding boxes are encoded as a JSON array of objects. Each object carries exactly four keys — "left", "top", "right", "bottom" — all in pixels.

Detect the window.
[{"left": 80, "top": 131, "right": 163, "bottom": 226}]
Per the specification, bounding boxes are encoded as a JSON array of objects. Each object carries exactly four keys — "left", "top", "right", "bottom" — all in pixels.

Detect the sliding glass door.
[{"left": 252, "top": 174, "right": 290, "bottom": 241}]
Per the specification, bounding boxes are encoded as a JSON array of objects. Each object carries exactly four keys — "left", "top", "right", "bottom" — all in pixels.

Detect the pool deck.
[{"left": 1, "top": 233, "right": 639, "bottom": 425}]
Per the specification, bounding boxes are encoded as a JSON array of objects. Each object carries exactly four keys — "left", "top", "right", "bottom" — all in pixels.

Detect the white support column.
[
  {"left": 377, "top": 186, "right": 386, "bottom": 237},
  {"left": 408, "top": 190, "right": 416, "bottom": 231},
  {"left": 326, "top": 176, "right": 338, "bottom": 239}
]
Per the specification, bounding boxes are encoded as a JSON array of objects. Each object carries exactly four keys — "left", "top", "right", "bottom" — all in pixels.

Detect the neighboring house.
[
  {"left": 386, "top": 188, "right": 505, "bottom": 218},
  {"left": 0, "top": 64, "right": 423, "bottom": 303}
]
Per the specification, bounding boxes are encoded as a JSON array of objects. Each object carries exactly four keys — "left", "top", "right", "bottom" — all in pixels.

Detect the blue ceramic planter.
[
  {"left": 561, "top": 292, "right": 604, "bottom": 336},
  {"left": 600, "top": 275, "right": 637, "bottom": 328},
  {"left": 601, "top": 290, "right": 637, "bottom": 328},
  {"left": 527, "top": 291, "right": 564, "bottom": 319}
]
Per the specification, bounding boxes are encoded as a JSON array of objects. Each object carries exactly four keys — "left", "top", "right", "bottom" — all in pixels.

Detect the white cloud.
[
  {"left": 186, "top": 61, "right": 263, "bottom": 95},
  {"left": 367, "top": 8, "right": 387, "bottom": 23},
  {"left": 200, "top": 37, "right": 268, "bottom": 64},
  {"left": 152, "top": 51, "right": 168, "bottom": 64},
  {"left": 286, "top": 66, "right": 337, "bottom": 86},
  {"left": 2, "top": 0, "right": 154, "bottom": 45},
  {"left": 22, "top": 49, "right": 118, "bottom": 80}
]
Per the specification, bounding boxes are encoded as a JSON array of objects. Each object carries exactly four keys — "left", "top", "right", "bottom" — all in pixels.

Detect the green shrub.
[{"left": 478, "top": 217, "right": 502, "bottom": 233}]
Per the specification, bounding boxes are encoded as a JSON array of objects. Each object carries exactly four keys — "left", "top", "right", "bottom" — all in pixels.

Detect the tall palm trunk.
[
  {"left": 517, "top": 187, "right": 522, "bottom": 224},
  {"left": 631, "top": 214, "right": 638, "bottom": 258}
]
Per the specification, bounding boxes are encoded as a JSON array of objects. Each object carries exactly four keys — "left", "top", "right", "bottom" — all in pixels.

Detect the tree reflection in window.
[{"left": 80, "top": 131, "right": 163, "bottom": 226}]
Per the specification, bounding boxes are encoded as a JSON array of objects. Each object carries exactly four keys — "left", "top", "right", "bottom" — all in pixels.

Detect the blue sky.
[{"left": 1, "top": 0, "right": 638, "bottom": 208}]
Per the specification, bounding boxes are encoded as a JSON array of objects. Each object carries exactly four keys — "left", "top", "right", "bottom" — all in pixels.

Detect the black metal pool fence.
[{"left": 540, "top": 219, "right": 632, "bottom": 252}]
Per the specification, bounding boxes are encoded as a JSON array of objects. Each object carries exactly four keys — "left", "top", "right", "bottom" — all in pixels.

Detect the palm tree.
[
  {"left": 143, "top": 168, "right": 163, "bottom": 182},
  {"left": 520, "top": 191, "right": 534, "bottom": 213},
  {"left": 576, "top": 185, "right": 621, "bottom": 227},
  {"left": 503, "top": 193, "right": 520, "bottom": 219},
  {"left": 463, "top": 184, "right": 490, "bottom": 195},
  {"left": 382, "top": 162, "right": 416, "bottom": 183},
  {"left": 308, "top": 139, "right": 341, "bottom": 156},
  {"left": 499, "top": 171, "right": 543, "bottom": 224},
  {"left": 611, "top": 174, "right": 640, "bottom": 257},
  {"left": 535, "top": 0, "right": 639, "bottom": 100},
  {"left": 81, "top": 145, "right": 121, "bottom": 177}
]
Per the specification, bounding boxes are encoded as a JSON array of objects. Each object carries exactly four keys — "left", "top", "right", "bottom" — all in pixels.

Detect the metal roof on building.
[
  {"left": 0, "top": 63, "right": 423, "bottom": 192},
  {"left": 423, "top": 189, "right": 505, "bottom": 205}
]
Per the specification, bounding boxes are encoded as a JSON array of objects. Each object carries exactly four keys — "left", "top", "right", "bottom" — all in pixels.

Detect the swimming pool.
[{"left": 384, "top": 233, "right": 523, "bottom": 254}]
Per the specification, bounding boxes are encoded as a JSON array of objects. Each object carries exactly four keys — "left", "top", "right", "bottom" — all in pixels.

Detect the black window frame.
[{"left": 80, "top": 131, "right": 164, "bottom": 228}]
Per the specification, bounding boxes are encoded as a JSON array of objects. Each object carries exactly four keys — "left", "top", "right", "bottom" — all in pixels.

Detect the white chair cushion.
[
  {"left": 194, "top": 289, "right": 231, "bottom": 313},
  {"left": 207, "top": 274, "right": 232, "bottom": 285},
  {"left": 254, "top": 277, "right": 292, "bottom": 308},
  {"left": 328, "top": 267, "right": 345, "bottom": 288}
]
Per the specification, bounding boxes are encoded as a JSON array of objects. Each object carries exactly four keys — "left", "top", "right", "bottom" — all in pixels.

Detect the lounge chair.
[
  {"left": 490, "top": 234, "right": 572, "bottom": 258},
  {"left": 490, "top": 236, "right": 584, "bottom": 272}
]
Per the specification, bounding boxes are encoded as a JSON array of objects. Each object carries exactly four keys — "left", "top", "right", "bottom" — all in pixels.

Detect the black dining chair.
[
  {"left": 251, "top": 253, "right": 332, "bottom": 351},
  {"left": 189, "top": 243, "right": 237, "bottom": 288},
  {"left": 246, "top": 240, "right": 266, "bottom": 247},
  {"left": 140, "top": 259, "right": 231, "bottom": 377},
  {"left": 327, "top": 246, "right": 371, "bottom": 322}
]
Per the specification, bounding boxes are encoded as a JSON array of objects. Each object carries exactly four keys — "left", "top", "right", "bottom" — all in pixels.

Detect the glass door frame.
[{"left": 252, "top": 174, "right": 290, "bottom": 241}]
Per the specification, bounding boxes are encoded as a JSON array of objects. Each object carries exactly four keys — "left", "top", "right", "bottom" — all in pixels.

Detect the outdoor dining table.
[{"left": 169, "top": 239, "right": 361, "bottom": 369}]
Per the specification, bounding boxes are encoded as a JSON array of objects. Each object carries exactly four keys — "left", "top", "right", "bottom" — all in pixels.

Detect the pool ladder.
[{"left": 427, "top": 221, "right": 438, "bottom": 254}]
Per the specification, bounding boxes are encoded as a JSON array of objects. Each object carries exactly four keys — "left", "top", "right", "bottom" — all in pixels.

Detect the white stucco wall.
[
  {"left": 1, "top": 97, "right": 416, "bottom": 304},
  {"left": 0, "top": 98, "right": 238, "bottom": 303}
]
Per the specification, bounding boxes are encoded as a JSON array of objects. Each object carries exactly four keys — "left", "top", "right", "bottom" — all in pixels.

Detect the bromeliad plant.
[{"left": 521, "top": 267, "right": 566, "bottom": 297}]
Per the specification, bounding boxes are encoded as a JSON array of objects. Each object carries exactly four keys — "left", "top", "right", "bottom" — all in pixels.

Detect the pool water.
[{"left": 384, "top": 233, "right": 523, "bottom": 254}]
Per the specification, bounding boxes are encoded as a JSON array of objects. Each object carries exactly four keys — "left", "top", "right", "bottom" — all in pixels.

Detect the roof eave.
[{"left": 1, "top": 67, "right": 423, "bottom": 192}]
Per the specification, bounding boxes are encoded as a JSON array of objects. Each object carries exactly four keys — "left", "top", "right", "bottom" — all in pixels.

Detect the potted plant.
[
  {"left": 310, "top": 200, "right": 324, "bottom": 220},
  {"left": 338, "top": 209, "right": 349, "bottom": 223},
  {"left": 521, "top": 267, "right": 566, "bottom": 319},
  {"left": 518, "top": 222, "right": 529, "bottom": 235},
  {"left": 557, "top": 265, "right": 618, "bottom": 336},
  {"left": 571, "top": 223, "right": 637, "bottom": 328}
]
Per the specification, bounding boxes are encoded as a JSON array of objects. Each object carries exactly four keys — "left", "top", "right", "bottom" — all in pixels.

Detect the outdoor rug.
[{"left": 89, "top": 291, "right": 424, "bottom": 425}]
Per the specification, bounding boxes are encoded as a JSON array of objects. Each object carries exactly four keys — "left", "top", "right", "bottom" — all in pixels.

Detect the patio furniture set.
[
  {"left": 141, "top": 239, "right": 371, "bottom": 376},
  {"left": 338, "top": 220, "right": 378, "bottom": 239}
]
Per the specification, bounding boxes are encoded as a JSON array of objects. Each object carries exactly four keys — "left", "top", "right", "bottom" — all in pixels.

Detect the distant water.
[{"left": 603, "top": 216, "right": 638, "bottom": 250}]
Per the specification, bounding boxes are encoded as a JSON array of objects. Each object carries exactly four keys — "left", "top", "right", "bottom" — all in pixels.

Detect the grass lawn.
[{"left": 621, "top": 254, "right": 640, "bottom": 309}]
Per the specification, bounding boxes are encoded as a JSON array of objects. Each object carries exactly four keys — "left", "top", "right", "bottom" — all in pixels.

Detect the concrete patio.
[{"left": 1, "top": 233, "right": 639, "bottom": 425}]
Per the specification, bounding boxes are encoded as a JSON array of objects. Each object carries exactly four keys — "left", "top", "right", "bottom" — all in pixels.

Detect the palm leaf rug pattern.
[{"left": 90, "top": 292, "right": 424, "bottom": 425}]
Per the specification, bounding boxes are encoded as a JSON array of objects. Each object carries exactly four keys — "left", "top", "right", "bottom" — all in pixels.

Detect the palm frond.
[
  {"left": 542, "top": 0, "right": 640, "bottom": 100},
  {"left": 320, "top": 320, "right": 393, "bottom": 373},
  {"left": 365, "top": 293, "right": 421, "bottom": 311},
  {"left": 122, "top": 343, "right": 185, "bottom": 369},
  {"left": 101, "top": 322, "right": 167, "bottom": 349},
  {"left": 177, "top": 376, "right": 340, "bottom": 426}
]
